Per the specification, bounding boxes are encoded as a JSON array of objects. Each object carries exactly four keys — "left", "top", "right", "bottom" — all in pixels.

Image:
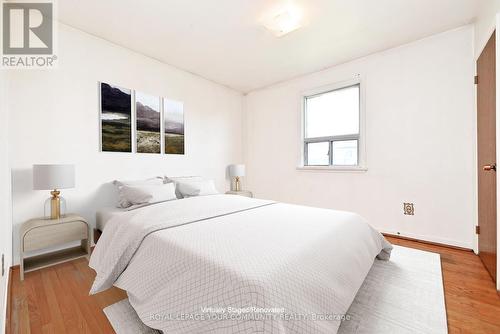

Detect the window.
[{"left": 302, "top": 82, "right": 362, "bottom": 168}]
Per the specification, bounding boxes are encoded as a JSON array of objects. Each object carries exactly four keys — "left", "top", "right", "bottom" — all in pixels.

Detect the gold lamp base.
[
  {"left": 50, "top": 190, "right": 61, "bottom": 220},
  {"left": 235, "top": 176, "right": 241, "bottom": 191}
]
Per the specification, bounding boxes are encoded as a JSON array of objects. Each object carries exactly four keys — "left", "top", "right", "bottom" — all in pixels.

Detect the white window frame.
[{"left": 298, "top": 77, "right": 367, "bottom": 171}]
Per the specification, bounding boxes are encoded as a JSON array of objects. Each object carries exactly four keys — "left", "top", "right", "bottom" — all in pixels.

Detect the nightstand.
[
  {"left": 19, "top": 214, "right": 90, "bottom": 280},
  {"left": 225, "top": 190, "right": 253, "bottom": 198}
]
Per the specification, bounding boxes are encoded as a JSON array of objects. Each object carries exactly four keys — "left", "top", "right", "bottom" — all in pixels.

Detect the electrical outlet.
[{"left": 403, "top": 203, "right": 414, "bottom": 215}]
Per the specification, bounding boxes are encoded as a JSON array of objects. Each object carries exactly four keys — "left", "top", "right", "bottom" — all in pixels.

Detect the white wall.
[
  {"left": 7, "top": 23, "right": 244, "bottom": 264},
  {"left": 0, "top": 70, "right": 12, "bottom": 333},
  {"left": 243, "top": 26, "right": 476, "bottom": 249}
]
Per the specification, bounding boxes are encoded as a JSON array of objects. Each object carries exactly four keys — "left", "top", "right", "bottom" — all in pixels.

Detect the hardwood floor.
[
  {"left": 6, "top": 238, "right": 500, "bottom": 334},
  {"left": 7, "top": 258, "right": 126, "bottom": 334}
]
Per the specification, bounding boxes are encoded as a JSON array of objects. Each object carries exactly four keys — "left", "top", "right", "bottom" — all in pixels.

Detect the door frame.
[
  {"left": 475, "top": 14, "right": 500, "bottom": 291},
  {"left": 475, "top": 19, "right": 497, "bottom": 257}
]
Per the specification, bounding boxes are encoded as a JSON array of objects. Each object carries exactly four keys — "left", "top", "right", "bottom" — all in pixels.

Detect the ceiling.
[{"left": 57, "top": 0, "right": 479, "bottom": 93}]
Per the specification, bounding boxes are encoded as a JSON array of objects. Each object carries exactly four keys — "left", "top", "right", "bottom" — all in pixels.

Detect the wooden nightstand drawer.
[{"left": 23, "top": 221, "right": 88, "bottom": 252}]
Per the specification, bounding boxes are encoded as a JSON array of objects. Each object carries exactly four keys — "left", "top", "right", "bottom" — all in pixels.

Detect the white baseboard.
[{"left": 381, "top": 229, "right": 473, "bottom": 250}]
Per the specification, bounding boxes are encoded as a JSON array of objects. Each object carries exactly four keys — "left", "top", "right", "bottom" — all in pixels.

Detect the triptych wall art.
[{"left": 99, "top": 82, "right": 185, "bottom": 155}]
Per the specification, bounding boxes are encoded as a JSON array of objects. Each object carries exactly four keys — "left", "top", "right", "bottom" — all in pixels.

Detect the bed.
[
  {"left": 90, "top": 194, "right": 392, "bottom": 334},
  {"left": 94, "top": 207, "right": 127, "bottom": 243},
  {"left": 96, "top": 207, "right": 127, "bottom": 231}
]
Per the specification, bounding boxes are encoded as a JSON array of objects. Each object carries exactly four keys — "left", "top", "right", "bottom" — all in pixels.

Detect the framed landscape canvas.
[
  {"left": 136, "top": 91, "right": 161, "bottom": 153},
  {"left": 164, "top": 99, "right": 184, "bottom": 155},
  {"left": 100, "top": 82, "right": 132, "bottom": 152}
]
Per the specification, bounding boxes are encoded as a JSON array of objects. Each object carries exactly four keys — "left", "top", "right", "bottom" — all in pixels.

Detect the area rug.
[
  {"left": 103, "top": 299, "right": 159, "bottom": 334},
  {"left": 103, "top": 245, "right": 447, "bottom": 334},
  {"left": 338, "top": 245, "right": 447, "bottom": 334}
]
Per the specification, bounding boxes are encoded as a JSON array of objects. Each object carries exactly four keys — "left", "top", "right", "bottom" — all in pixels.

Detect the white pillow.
[
  {"left": 117, "top": 183, "right": 177, "bottom": 208},
  {"left": 113, "top": 177, "right": 164, "bottom": 187},
  {"left": 165, "top": 176, "right": 203, "bottom": 182},
  {"left": 118, "top": 185, "right": 152, "bottom": 206},
  {"left": 113, "top": 177, "right": 164, "bottom": 207},
  {"left": 177, "top": 180, "right": 219, "bottom": 198},
  {"left": 165, "top": 176, "right": 203, "bottom": 198}
]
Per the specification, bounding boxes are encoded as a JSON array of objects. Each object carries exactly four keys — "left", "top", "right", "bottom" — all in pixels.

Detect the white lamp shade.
[
  {"left": 229, "top": 164, "right": 245, "bottom": 177},
  {"left": 33, "top": 164, "right": 75, "bottom": 190}
]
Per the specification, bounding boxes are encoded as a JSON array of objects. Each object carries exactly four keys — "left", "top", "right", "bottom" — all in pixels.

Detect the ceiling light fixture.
[{"left": 262, "top": 6, "right": 303, "bottom": 37}]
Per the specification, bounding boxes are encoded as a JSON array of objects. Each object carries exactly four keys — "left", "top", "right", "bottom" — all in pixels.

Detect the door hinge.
[
  {"left": 476, "top": 226, "right": 480, "bottom": 234},
  {"left": 475, "top": 75, "right": 478, "bottom": 84},
  {"left": 1, "top": 254, "right": 3, "bottom": 277}
]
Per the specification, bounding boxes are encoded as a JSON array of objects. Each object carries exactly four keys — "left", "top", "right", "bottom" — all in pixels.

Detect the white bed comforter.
[{"left": 90, "top": 195, "right": 392, "bottom": 334}]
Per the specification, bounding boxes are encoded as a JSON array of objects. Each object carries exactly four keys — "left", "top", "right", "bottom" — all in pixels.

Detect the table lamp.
[
  {"left": 229, "top": 164, "right": 245, "bottom": 191},
  {"left": 33, "top": 164, "right": 75, "bottom": 219}
]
